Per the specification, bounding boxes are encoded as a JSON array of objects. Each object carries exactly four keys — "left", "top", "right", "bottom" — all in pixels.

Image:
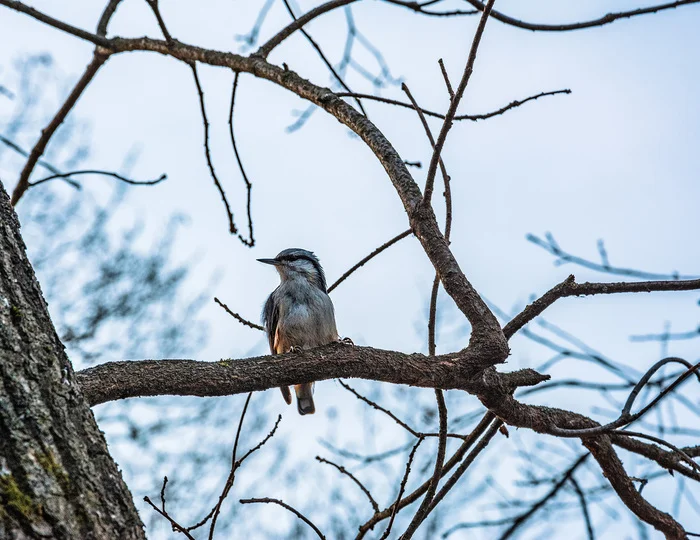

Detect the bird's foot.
[
  {"left": 338, "top": 337, "right": 354, "bottom": 346},
  {"left": 288, "top": 345, "right": 303, "bottom": 354}
]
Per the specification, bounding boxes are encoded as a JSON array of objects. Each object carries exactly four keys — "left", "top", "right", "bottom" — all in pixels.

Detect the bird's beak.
[{"left": 257, "top": 258, "right": 279, "bottom": 266}]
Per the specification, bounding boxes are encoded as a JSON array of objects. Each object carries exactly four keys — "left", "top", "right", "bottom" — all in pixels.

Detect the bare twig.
[
  {"left": 144, "top": 495, "right": 195, "bottom": 539},
  {"left": 214, "top": 297, "right": 263, "bottom": 331},
  {"left": 280, "top": 0, "right": 368, "bottom": 117},
  {"left": 504, "top": 275, "right": 700, "bottom": 339},
  {"left": 315, "top": 456, "right": 379, "bottom": 512},
  {"left": 548, "top": 359, "right": 700, "bottom": 440},
  {"left": 381, "top": 437, "right": 424, "bottom": 540},
  {"left": 425, "top": 418, "right": 502, "bottom": 516},
  {"left": 437, "top": 58, "right": 454, "bottom": 99},
  {"left": 256, "top": 0, "right": 359, "bottom": 58},
  {"left": 569, "top": 476, "right": 595, "bottom": 540},
  {"left": 239, "top": 498, "right": 326, "bottom": 539},
  {"left": 498, "top": 453, "right": 590, "bottom": 540},
  {"left": 145, "top": 0, "right": 173, "bottom": 42},
  {"left": 336, "top": 88, "right": 570, "bottom": 121},
  {"left": 207, "top": 393, "right": 256, "bottom": 538},
  {"left": 527, "top": 233, "right": 698, "bottom": 280},
  {"left": 422, "top": 0, "right": 496, "bottom": 204},
  {"left": 327, "top": 229, "right": 412, "bottom": 293},
  {"left": 190, "top": 62, "right": 239, "bottom": 236},
  {"left": 11, "top": 53, "right": 108, "bottom": 205},
  {"left": 29, "top": 170, "right": 166, "bottom": 188},
  {"left": 357, "top": 412, "right": 496, "bottom": 538},
  {"left": 462, "top": 0, "right": 700, "bottom": 32},
  {"left": 228, "top": 73, "right": 255, "bottom": 247}
]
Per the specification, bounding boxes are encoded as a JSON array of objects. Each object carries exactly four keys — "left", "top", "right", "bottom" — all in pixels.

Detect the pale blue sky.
[{"left": 1, "top": 1, "right": 699, "bottom": 537}]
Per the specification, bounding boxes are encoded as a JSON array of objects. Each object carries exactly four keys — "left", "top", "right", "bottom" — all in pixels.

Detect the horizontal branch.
[
  {"left": 335, "top": 88, "right": 570, "bottom": 121},
  {"left": 75, "top": 343, "right": 548, "bottom": 406},
  {"left": 504, "top": 274, "right": 700, "bottom": 339},
  {"left": 462, "top": 0, "right": 700, "bottom": 31}
]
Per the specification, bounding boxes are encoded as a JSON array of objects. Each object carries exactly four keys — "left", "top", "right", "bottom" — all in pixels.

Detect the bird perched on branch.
[{"left": 259, "top": 248, "right": 340, "bottom": 415}]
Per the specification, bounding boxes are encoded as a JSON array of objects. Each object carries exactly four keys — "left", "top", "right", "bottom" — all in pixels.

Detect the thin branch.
[
  {"left": 207, "top": 392, "right": 255, "bottom": 538},
  {"left": 426, "top": 418, "right": 502, "bottom": 515},
  {"left": 383, "top": 0, "right": 477, "bottom": 17},
  {"left": 381, "top": 437, "right": 424, "bottom": 540},
  {"left": 437, "top": 58, "right": 454, "bottom": 99},
  {"left": 335, "top": 88, "right": 571, "bottom": 121},
  {"left": 401, "top": 389, "right": 447, "bottom": 538},
  {"left": 190, "top": 62, "right": 239, "bottom": 235},
  {"left": 327, "top": 229, "right": 412, "bottom": 293},
  {"left": 144, "top": 496, "right": 195, "bottom": 539},
  {"left": 97, "top": 0, "right": 123, "bottom": 37},
  {"left": 527, "top": 233, "right": 699, "bottom": 280},
  {"left": 615, "top": 430, "right": 699, "bottom": 473},
  {"left": 547, "top": 359, "right": 700, "bottom": 441},
  {"left": 569, "top": 476, "right": 595, "bottom": 540},
  {"left": 10, "top": 52, "right": 108, "bottom": 205},
  {"left": 0, "top": 0, "right": 112, "bottom": 47},
  {"left": 504, "top": 274, "right": 700, "bottom": 339},
  {"left": 29, "top": 170, "right": 166, "bottom": 188},
  {"left": 280, "top": 0, "right": 368, "bottom": 117},
  {"left": 256, "top": 0, "right": 359, "bottom": 58},
  {"left": 630, "top": 327, "right": 700, "bottom": 343},
  {"left": 357, "top": 412, "right": 496, "bottom": 538},
  {"left": 399, "top": 81, "right": 451, "bottom": 538},
  {"left": 462, "top": 0, "right": 700, "bottom": 32},
  {"left": 498, "top": 453, "right": 590, "bottom": 540},
  {"left": 422, "top": 0, "right": 496, "bottom": 204},
  {"left": 228, "top": 73, "right": 255, "bottom": 247},
  {"left": 315, "top": 456, "right": 379, "bottom": 512},
  {"left": 214, "top": 297, "right": 263, "bottom": 331},
  {"left": 145, "top": 0, "right": 173, "bottom": 43},
  {"left": 239, "top": 498, "right": 326, "bottom": 539}
]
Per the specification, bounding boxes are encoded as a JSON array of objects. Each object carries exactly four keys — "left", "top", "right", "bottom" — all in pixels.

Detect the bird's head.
[{"left": 257, "top": 248, "right": 327, "bottom": 291}]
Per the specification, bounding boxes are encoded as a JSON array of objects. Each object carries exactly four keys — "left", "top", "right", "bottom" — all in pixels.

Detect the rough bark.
[
  {"left": 76, "top": 346, "right": 549, "bottom": 406},
  {"left": 0, "top": 180, "right": 144, "bottom": 539}
]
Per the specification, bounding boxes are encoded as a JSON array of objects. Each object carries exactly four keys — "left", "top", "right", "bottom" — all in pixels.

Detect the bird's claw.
[
  {"left": 288, "top": 345, "right": 303, "bottom": 353},
  {"left": 339, "top": 337, "right": 354, "bottom": 346}
]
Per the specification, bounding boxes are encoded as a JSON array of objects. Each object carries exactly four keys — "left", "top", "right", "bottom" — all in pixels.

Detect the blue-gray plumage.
[{"left": 259, "top": 248, "right": 339, "bottom": 415}]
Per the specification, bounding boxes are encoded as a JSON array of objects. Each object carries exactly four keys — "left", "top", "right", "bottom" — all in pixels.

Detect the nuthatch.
[{"left": 258, "top": 248, "right": 339, "bottom": 415}]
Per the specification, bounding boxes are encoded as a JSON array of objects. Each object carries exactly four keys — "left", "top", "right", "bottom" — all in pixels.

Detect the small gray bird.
[{"left": 258, "top": 248, "right": 339, "bottom": 415}]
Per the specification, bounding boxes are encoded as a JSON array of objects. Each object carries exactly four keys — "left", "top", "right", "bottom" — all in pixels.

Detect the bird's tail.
[
  {"left": 279, "top": 386, "right": 292, "bottom": 405},
  {"left": 294, "top": 383, "right": 315, "bottom": 415}
]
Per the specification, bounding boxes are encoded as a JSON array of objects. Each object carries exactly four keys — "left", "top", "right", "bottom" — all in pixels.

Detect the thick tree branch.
[{"left": 75, "top": 343, "right": 548, "bottom": 406}]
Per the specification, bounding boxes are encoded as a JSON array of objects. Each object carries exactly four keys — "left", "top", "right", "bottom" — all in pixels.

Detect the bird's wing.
[{"left": 262, "top": 291, "right": 279, "bottom": 354}]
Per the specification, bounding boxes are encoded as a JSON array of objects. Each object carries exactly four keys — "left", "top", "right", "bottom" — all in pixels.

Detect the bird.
[{"left": 258, "top": 248, "right": 339, "bottom": 415}]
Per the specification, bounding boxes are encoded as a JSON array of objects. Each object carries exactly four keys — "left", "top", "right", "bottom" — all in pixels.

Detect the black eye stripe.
[{"left": 283, "top": 255, "right": 313, "bottom": 263}]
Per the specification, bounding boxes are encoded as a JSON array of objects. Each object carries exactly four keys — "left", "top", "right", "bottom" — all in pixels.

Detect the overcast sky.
[{"left": 1, "top": 1, "right": 700, "bottom": 537}]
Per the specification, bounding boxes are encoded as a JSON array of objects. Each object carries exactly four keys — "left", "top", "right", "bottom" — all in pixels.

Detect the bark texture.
[{"left": 0, "top": 180, "right": 144, "bottom": 539}]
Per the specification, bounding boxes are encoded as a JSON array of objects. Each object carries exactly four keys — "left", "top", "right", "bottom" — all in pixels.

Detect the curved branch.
[
  {"left": 256, "top": 0, "right": 359, "bottom": 58},
  {"left": 239, "top": 498, "right": 326, "bottom": 539},
  {"left": 335, "top": 88, "right": 571, "bottom": 121},
  {"left": 29, "top": 169, "right": 166, "bottom": 188},
  {"left": 462, "top": 0, "right": 700, "bottom": 32},
  {"left": 10, "top": 53, "right": 108, "bottom": 204},
  {"left": 328, "top": 229, "right": 412, "bottom": 293}
]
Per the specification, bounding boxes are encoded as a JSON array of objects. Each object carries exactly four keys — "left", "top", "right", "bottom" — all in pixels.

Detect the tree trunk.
[{"left": 0, "top": 180, "right": 144, "bottom": 539}]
